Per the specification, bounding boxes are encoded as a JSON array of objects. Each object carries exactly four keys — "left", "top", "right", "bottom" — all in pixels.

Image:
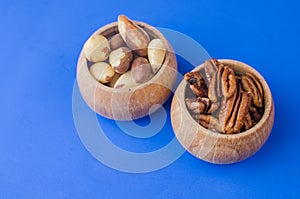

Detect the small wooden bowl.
[
  {"left": 77, "top": 21, "right": 177, "bottom": 120},
  {"left": 171, "top": 59, "right": 274, "bottom": 164}
]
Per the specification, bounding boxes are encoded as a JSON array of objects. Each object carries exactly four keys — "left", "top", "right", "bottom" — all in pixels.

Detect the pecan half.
[
  {"left": 208, "top": 64, "right": 237, "bottom": 103},
  {"left": 204, "top": 58, "right": 218, "bottom": 84},
  {"left": 208, "top": 72, "right": 219, "bottom": 102},
  {"left": 199, "top": 114, "right": 222, "bottom": 132},
  {"left": 221, "top": 66, "right": 237, "bottom": 99},
  {"left": 206, "top": 102, "right": 220, "bottom": 114},
  {"left": 249, "top": 105, "right": 262, "bottom": 122},
  {"left": 244, "top": 112, "right": 253, "bottom": 131},
  {"left": 186, "top": 97, "right": 210, "bottom": 114},
  {"left": 184, "top": 71, "right": 208, "bottom": 97},
  {"left": 217, "top": 66, "right": 239, "bottom": 133},
  {"left": 233, "top": 92, "right": 251, "bottom": 133},
  {"left": 218, "top": 85, "right": 238, "bottom": 133},
  {"left": 221, "top": 90, "right": 251, "bottom": 134},
  {"left": 241, "top": 73, "right": 263, "bottom": 108},
  {"left": 224, "top": 88, "right": 242, "bottom": 134},
  {"left": 216, "top": 66, "right": 224, "bottom": 98},
  {"left": 247, "top": 72, "right": 263, "bottom": 98}
]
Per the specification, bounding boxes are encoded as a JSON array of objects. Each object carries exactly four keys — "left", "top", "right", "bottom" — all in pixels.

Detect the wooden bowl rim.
[{"left": 176, "top": 59, "right": 273, "bottom": 139}]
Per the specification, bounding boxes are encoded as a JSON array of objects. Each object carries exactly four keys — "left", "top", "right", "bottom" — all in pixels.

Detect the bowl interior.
[
  {"left": 81, "top": 21, "right": 174, "bottom": 91},
  {"left": 183, "top": 59, "right": 273, "bottom": 138},
  {"left": 77, "top": 21, "right": 178, "bottom": 120}
]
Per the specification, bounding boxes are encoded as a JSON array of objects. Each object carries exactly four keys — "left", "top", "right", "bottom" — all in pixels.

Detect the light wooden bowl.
[
  {"left": 171, "top": 59, "right": 274, "bottom": 164},
  {"left": 77, "top": 21, "right": 177, "bottom": 120}
]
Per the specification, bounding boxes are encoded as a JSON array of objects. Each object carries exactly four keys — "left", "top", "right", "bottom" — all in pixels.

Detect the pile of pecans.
[
  {"left": 184, "top": 58, "right": 264, "bottom": 134},
  {"left": 83, "top": 15, "right": 166, "bottom": 89}
]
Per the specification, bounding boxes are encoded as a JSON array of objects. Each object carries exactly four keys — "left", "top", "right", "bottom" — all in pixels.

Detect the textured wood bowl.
[
  {"left": 77, "top": 21, "right": 177, "bottom": 120},
  {"left": 171, "top": 59, "right": 274, "bottom": 164}
]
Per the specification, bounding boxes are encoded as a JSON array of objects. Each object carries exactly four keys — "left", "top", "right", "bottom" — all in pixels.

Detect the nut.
[
  {"left": 114, "top": 70, "right": 140, "bottom": 89},
  {"left": 198, "top": 114, "right": 222, "bottom": 133},
  {"left": 184, "top": 71, "right": 208, "bottom": 97},
  {"left": 207, "top": 102, "right": 220, "bottom": 114},
  {"left": 108, "top": 73, "right": 121, "bottom": 88},
  {"left": 208, "top": 72, "right": 219, "bottom": 102},
  {"left": 249, "top": 105, "right": 262, "bottom": 122},
  {"left": 109, "top": 34, "right": 126, "bottom": 50},
  {"left": 185, "top": 97, "right": 210, "bottom": 114},
  {"left": 118, "top": 15, "right": 150, "bottom": 56},
  {"left": 223, "top": 87, "right": 242, "bottom": 133},
  {"left": 109, "top": 47, "right": 133, "bottom": 74},
  {"left": 244, "top": 112, "right": 253, "bottom": 130},
  {"left": 221, "top": 66, "right": 237, "bottom": 99},
  {"left": 232, "top": 92, "right": 251, "bottom": 133},
  {"left": 131, "top": 57, "right": 153, "bottom": 83},
  {"left": 148, "top": 39, "right": 166, "bottom": 73},
  {"left": 218, "top": 84, "right": 239, "bottom": 133},
  {"left": 241, "top": 72, "right": 263, "bottom": 108},
  {"left": 83, "top": 34, "right": 110, "bottom": 62},
  {"left": 185, "top": 58, "right": 264, "bottom": 134},
  {"left": 89, "top": 62, "right": 115, "bottom": 83},
  {"left": 204, "top": 58, "right": 218, "bottom": 84}
]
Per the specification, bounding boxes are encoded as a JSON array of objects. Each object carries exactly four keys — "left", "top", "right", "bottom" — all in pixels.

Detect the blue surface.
[{"left": 1, "top": 0, "right": 299, "bottom": 198}]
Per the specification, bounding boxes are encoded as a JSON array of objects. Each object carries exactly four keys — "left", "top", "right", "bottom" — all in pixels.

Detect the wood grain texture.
[
  {"left": 171, "top": 59, "right": 274, "bottom": 164},
  {"left": 77, "top": 22, "right": 177, "bottom": 120}
]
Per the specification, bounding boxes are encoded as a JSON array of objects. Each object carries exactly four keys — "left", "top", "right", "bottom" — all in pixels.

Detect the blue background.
[{"left": 1, "top": 0, "right": 299, "bottom": 198}]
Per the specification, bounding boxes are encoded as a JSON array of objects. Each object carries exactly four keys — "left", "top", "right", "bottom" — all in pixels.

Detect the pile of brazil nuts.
[{"left": 82, "top": 15, "right": 167, "bottom": 89}]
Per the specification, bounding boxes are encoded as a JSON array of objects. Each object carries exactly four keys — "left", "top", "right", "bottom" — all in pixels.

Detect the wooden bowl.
[
  {"left": 77, "top": 21, "right": 177, "bottom": 120},
  {"left": 171, "top": 59, "right": 274, "bottom": 164}
]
